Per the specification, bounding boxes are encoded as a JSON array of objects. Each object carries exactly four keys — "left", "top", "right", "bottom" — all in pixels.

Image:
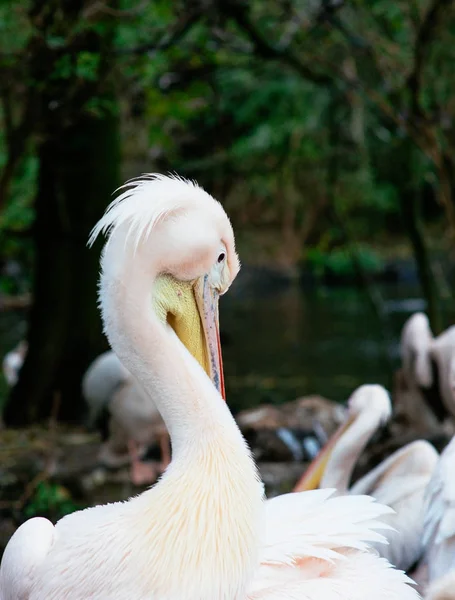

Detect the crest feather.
[{"left": 88, "top": 173, "right": 215, "bottom": 251}]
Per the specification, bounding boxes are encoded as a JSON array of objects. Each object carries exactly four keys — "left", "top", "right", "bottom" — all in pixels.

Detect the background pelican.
[
  {"left": 398, "top": 313, "right": 444, "bottom": 430},
  {"left": 294, "top": 383, "right": 439, "bottom": 571},
  {"left": 401, "top": 313, "right": 434, "bottom": 390},
  {"left": 83, "top": 350, "right": 170, "bottom": 485},
  {"left": 421, "top": 435, "right": 455, "bottom": 599},
  {"left": 2, "top": 340, "right": 28, "bottom": 387},
  {"left": 0, "top": 175, "right": 418, "bottom": 599},
  {"left": 400, "top": 312, "right": 455, "bottom": 424},
  {"left": 429, "top": 327, "right": 455, "bottom": 420}
]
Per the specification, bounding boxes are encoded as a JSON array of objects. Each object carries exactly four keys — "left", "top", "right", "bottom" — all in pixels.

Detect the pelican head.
[
  {"left": 294, "top": 384, "right": 391, "bottom": 492},
  {"left": 89, "top": 174, "right": 240, "bottom": 401},
  {"left": 347, "top": 384, "right": 392, "bottom": 422},
  {"left": 401, "top": 312, "right": 433, "bottom": 388}
]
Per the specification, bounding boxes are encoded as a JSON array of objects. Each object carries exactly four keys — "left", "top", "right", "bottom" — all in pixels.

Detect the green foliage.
[
  {"left": 0, "top": 2, "right": 32, "bottom": 54},
  {"left": 306, "top": 246, "right": 384, "bottom": 279},
  {"left": 0, "top": 145, "right": 36, "bottom": 277},
  {"left": 0, "top": 0, "right": 453, "bottom": 273},
  {"left": 24, "top": 481, "right": 81, "bottom": 521}
]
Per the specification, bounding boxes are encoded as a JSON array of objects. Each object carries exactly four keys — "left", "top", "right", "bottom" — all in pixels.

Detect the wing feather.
[
  {"left": 0, "top": 517, "right": 55, "bottom": 600},
  {"left": 260, "top": 489, "right": 394, "bottom": 566},
  {"left": 423, "top": 437, "right": 455, "bottom": 582},
  {"left": 250, "top": 490, "right": 419, "bottom": 600},
  {"left": 249, "top": 553, "right": 419, "bottom": 600}
]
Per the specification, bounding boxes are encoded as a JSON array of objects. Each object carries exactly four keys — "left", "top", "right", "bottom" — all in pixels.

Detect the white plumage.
[
  {"left": 425, "top": 570, "right": 455, "bottom": 600},
  {"left": 401, "top": 313, "right": 434, "bottom": 389},
  {"left": 294, "top": 384, "right": 438, "bottom": 571},
  {"left": 400, "top": 312, "right": 455, "bottom": 421},
  {"left": 2, "top": 341, "right": 27, "bottom": 387},
  {"left": 82, "top": 349, "right": 131, "bottom": 425},
  {"left": 429, "top": 326, "right": 455, "bottom": 419},
  {"left": 0, "top": 174, "right": 420, "bottom": 599},
  {"left": 422, "top": 435, "right": 455, "bottom": 586},
  {"left": 82, "top": 349, "right": 170, "bottom": 484}
]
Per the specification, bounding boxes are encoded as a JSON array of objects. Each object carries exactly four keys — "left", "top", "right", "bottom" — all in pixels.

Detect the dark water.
[
  {"left": 221, "top": 276, "right": 448, "bottom": 413},
  {"left": 0, "top": 277, "right": 451, "bottom": 413}
]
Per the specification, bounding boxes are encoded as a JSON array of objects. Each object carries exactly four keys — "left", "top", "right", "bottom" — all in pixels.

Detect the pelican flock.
[
  {"left": 293, "top": 384, "right": 439, "bottom": 572},
  {"left": 0, "top": 174, "right": 420, "bottom": 599}
]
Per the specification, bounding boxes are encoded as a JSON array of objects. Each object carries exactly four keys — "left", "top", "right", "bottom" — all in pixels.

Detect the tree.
[
  {"left": 3, "top": 0, "right": 119, "bottom": 424},
  {"left": 203, "top": 0, "right": 455, "bottom": 332},
  {"left": 1, "top": 0, "right": 206, "bottom": 424}
]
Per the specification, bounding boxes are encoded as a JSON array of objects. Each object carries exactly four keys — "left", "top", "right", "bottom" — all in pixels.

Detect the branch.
[
  {"left": 0, "top": 84, "right": 13, "bottom": 149},
  {"left": 1, "top": 226, "right": 34, "bottom": 238},
  {"left": 82, "top": 0, "right": 148, "bottom": 19},
  {"left": 221, "top": 0, "right": 334, "bottom": 87},
  {"left": 117, "top": 10, "right": 203, "bottom": 56},
  {"left": 407, "top": 0, "right": 454, "bottom": 117}
]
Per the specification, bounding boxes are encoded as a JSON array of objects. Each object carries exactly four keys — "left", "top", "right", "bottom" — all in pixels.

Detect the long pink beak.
[
  {"left": 195, "top": 275, "right": 226, "bottom": 400},
  {"left": 293, "top": 413, "right": 355, "bottom": 492}
]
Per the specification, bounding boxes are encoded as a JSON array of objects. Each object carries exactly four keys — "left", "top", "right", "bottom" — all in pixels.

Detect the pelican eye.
[{"left": 217, "top": 252, "right": 225, "bottom": 263}]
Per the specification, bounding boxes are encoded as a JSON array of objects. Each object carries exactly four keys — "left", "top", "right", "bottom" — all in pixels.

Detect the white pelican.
[
  {"left": 83, "top": 349, "right": 170, "bottom": 484},
  {"left": 400, "top": 313, "right": 455, "bottom": 423},
  {"left": 399, "top": 313, "right": 445, "bottom": 429},
  {"left": 429, "top": 326, "right": 455, "bottom": 420},
  {"left": 401, "top": 313, "right": 434, "bottom": 390},
  {"left": 421, "top": 435, "right": 455, "bottom": 599},
  {"left": 293, "top": 384, "right": 439, "bottom": 571},
  {"left": 0, "top": 175, "right": 419, "bottom": 599},
  {"left": 2, "top": 340, "right": 27, "bottom": 386}
]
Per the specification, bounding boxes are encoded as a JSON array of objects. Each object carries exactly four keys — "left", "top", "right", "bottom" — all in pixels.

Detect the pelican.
[
  {"left": 421, "top": 435, "right": 455, "bottom": 599},
  {"left": 0, "top": 175, "right": 419, "bottom": 599},
  {"left": 293, "top": 384, "right": 439, "bottom": 571},
  {"left": 83, "top": 350, "right": 170, "bottom": 484},
  {"left": 399, "top": 313, "right": 445, "bottom": 429},
  {"left": 400, "top": 313, "right": 455, "bottom": 423},
  {"left": 2, "top": 340, "right": 27, "bottom": 386},
  {"left": 401, "top": 313, "right": 434, "bottom": 390},
  {"left": 429, "top": 326, "right": 455, "bottom": 420}
]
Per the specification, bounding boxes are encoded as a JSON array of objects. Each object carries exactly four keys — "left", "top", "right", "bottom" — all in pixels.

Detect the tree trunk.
[
  {"left": 393, "top": 139, "right": 442, "bottom": 334},
  {"left": 373, "top": 134, "right": 442, "bottom": 333},
  {"left": 4, "top": 113, "right": 120, "bottom": 425},
  {"left": 399, "top": 190, "right": 442, "bottom": 334}
]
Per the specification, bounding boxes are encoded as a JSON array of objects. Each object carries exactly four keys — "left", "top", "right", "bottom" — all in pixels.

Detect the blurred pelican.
[
  {"left": 0, "top": 175, "right": 418, "bottom": 599},
  {"left": 83, "top": 350, "right": 170, "bottom": 485},
  {"left": 401, "top": 313, "right": 434, "bottom": 390},
  {"left": 400, "top": 313, "right": 455, "bottom": 423},
  {"left": 2, "top": 340, "right": 27, "bottom": 386},
  {"left": 399, "top": 313, "right": 445, "bottom": 428},
  {"left": 294, "top": 384, "right": 439, "bottom": 571},
  {"left": 421, "top": 435, "right": 455, "bottom": 599},
  {"left": 429, "top": 326, "right": 455, "bottom": 420}
]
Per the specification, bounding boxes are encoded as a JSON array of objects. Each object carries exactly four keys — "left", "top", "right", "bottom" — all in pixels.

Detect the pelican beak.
[
  {"left": 153, "top": 274, "right": 225, "bottom": 398},
  {"left": 293, "top": 413, "right": 356, "bottom": 492},
  {"left": 194, "top": 275, "right": 225, "bottom": 400}
]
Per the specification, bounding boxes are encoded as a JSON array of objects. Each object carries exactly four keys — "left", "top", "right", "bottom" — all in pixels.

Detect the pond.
[
  {"left": 0, "top": 274, "right": 452, "bottom": 414},
  {"left": 220, "top": 272, "right": 451, "bottom": 413}
]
